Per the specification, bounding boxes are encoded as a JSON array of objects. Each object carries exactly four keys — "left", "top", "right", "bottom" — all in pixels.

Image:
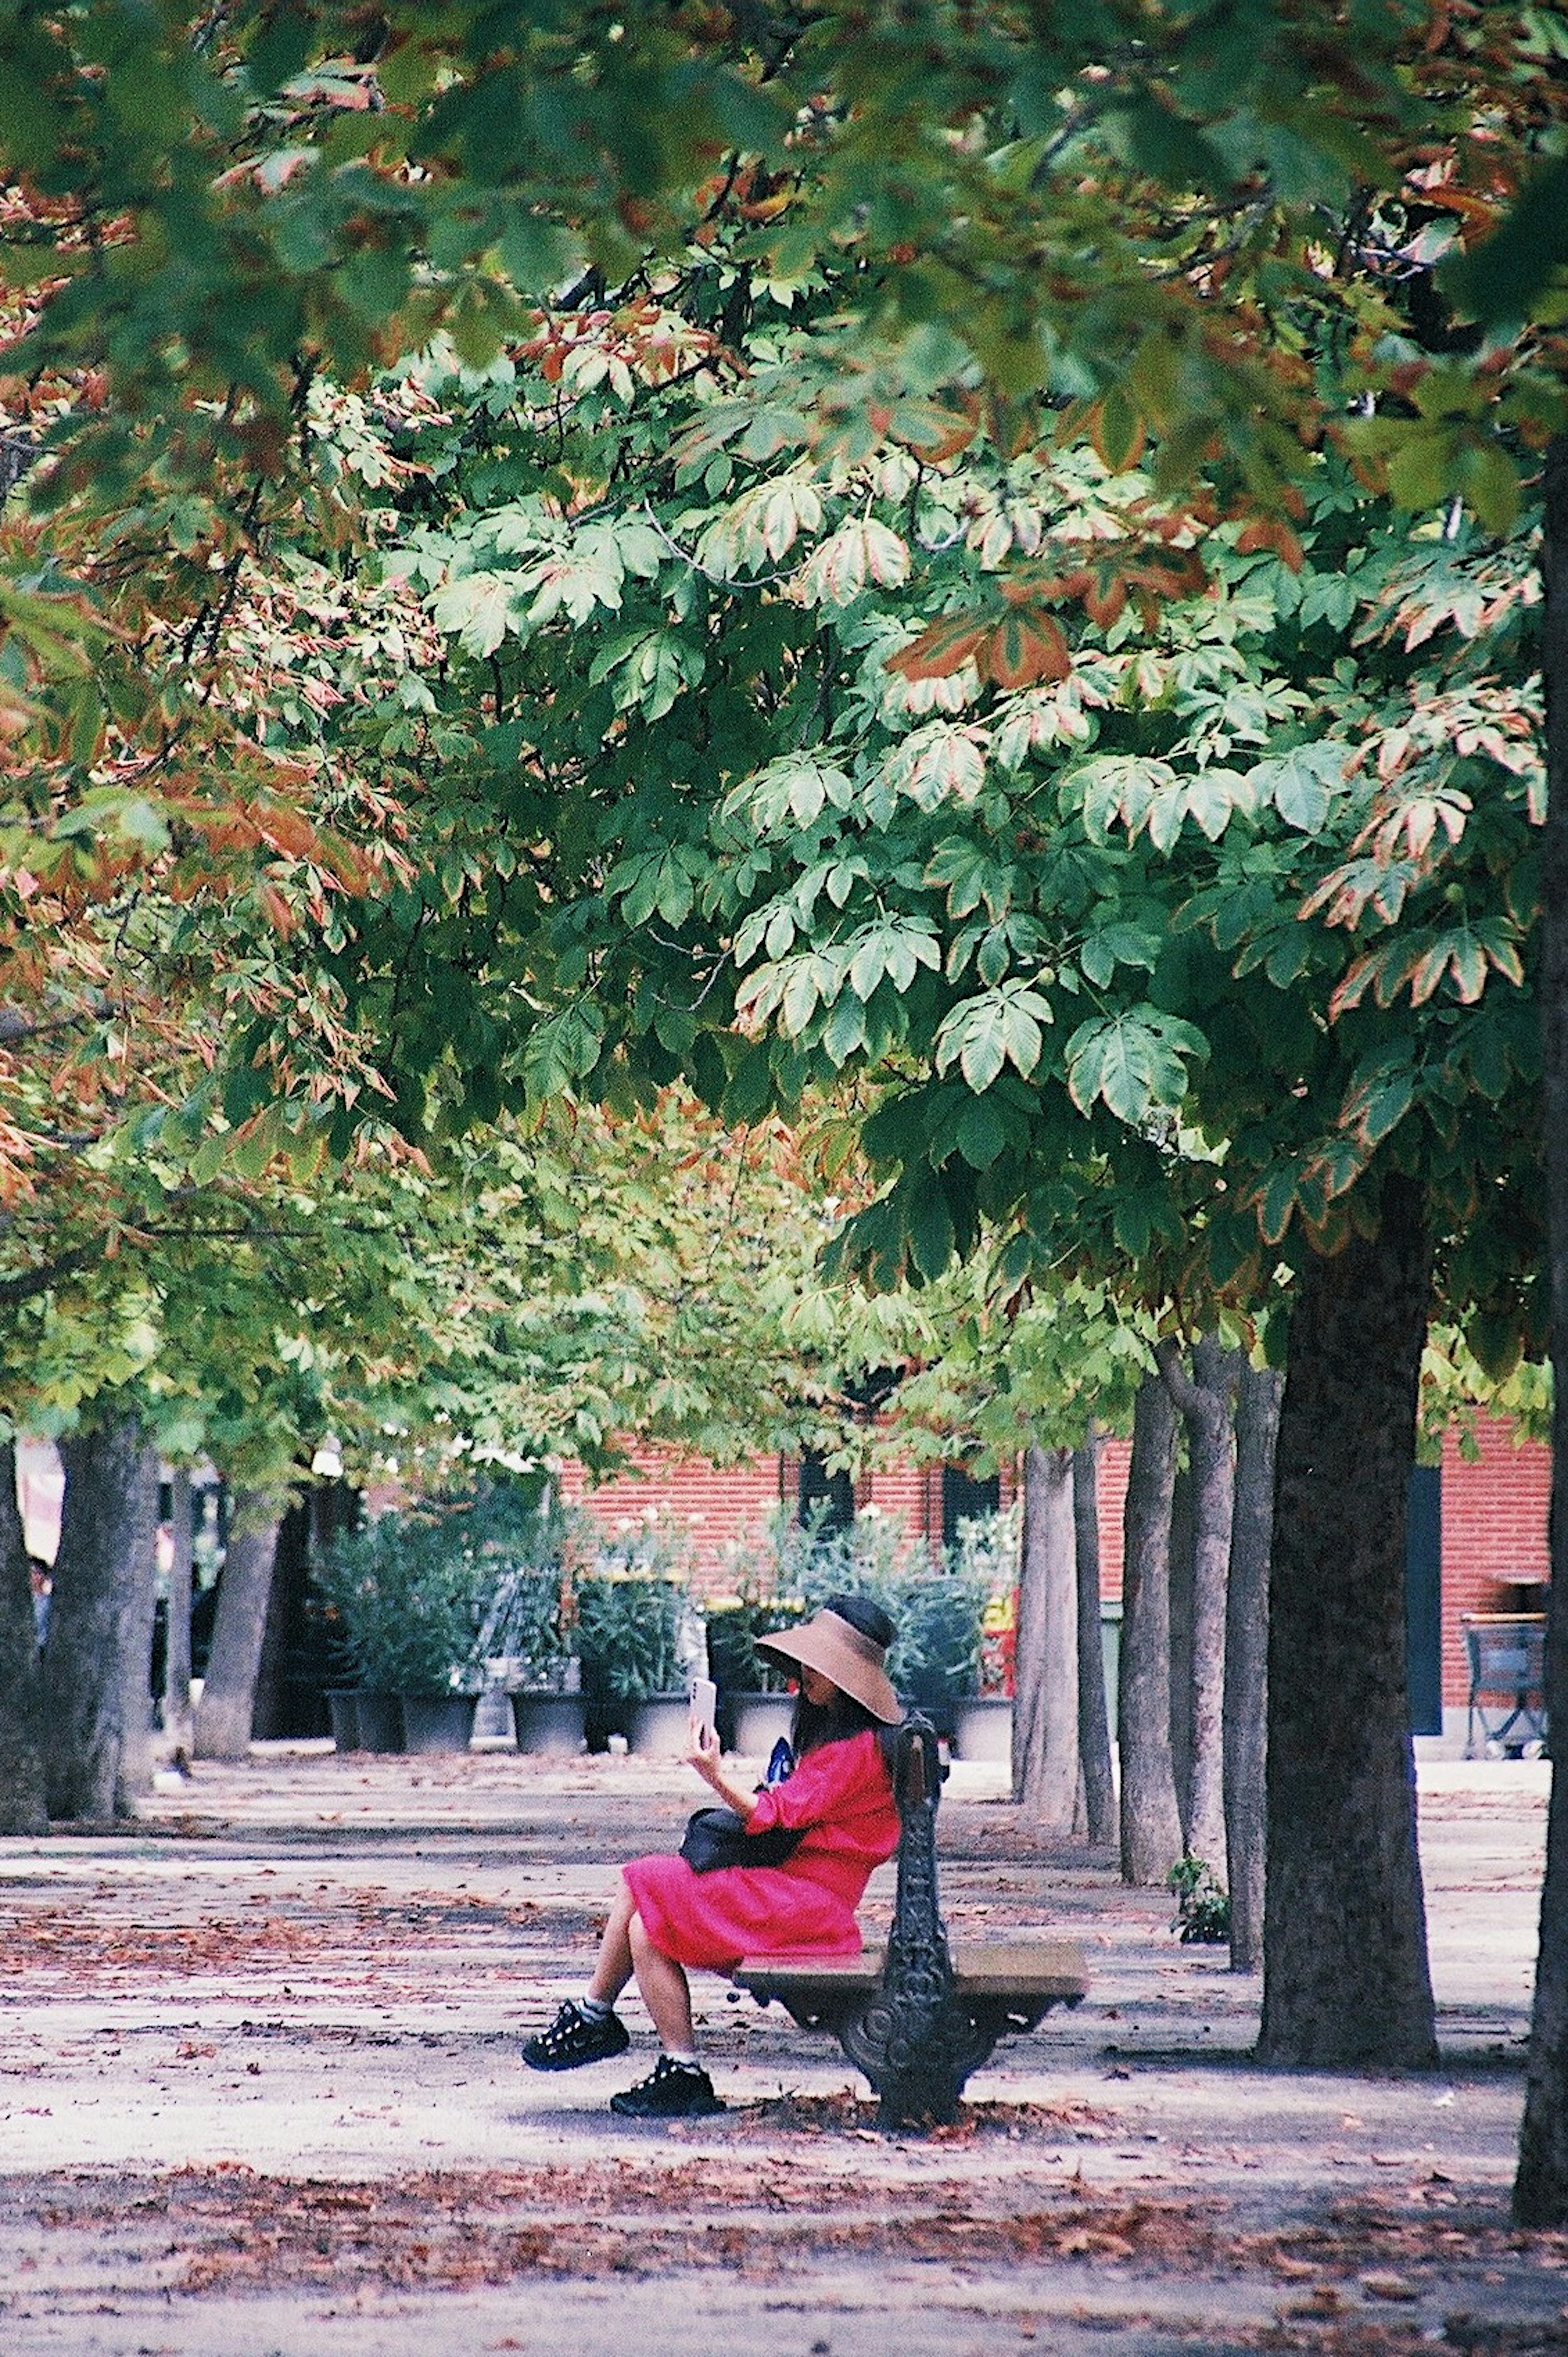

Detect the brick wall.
[
  {"left": 1092, "top": 1412, "right": 1551, "bottom": 1711},
  {"left": 555, "top": 1440, "right": 1016, "bottom": 1591},
  {"left": 1439, "top": 1417, "right": 1550, "bottom": 1706},
  {"left": 555, "top": 1446, "right": 788, "bottom": 1590}
]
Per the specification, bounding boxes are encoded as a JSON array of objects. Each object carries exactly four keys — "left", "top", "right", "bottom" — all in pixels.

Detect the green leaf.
[
  {"left": 907, "top": 1183, "right": 955, "bottom": 1283},
  {"left": 955, "top": 1096, "right": 1008, "bottom": 1169},
  {"left": 432, "top": 570, "right": 514, "bottom": 657},
  {"left": 1065, "top": 1009, "right": 1204, "bottom": 1124},
  {"left": 1247, "top": 742, "right": 1348, "bottom": 834}
]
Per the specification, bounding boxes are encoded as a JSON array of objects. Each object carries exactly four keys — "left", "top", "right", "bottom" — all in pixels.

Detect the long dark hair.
[
  {"left": 790, "top": 1689, "right": 882, "bottom": 1756},
  {"left": 788, "top": 1592, "right": 898, "bottom": 1758}
]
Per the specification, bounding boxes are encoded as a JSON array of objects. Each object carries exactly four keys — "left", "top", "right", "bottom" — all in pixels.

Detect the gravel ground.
[{"left": 0, "top": 1744, "right": 1560, "bottom": 2356}]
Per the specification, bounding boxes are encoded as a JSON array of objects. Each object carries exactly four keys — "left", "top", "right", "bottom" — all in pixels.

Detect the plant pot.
[
  {"left": 728, "top": 1693, "right": 796, "bottom": 1758},
  {"left": 399, "top": 1693, "right": 478, "bottom": 1754},
  {"left": 951, "top": 1696, "right": 1013, "bottom": 1764},
  {"left": 510, "top": 1691, "right": 589, "bottom": 1756},
  {"left": 355, "top": 1691, "right": 405, "bottom": 1752},
  {"left": 326, "top": 1689, "right": 362, "bottom": 1753},
  {"left": 628, "top": 1693, "right": 693, "bottom": 1757}
]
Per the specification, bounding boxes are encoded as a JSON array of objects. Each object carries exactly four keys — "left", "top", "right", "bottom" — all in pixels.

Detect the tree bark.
[
  {"left": 1516, "top": 431, "right": 1568, "bottom": 2224},
  {"left": 1225, "top": 1363, "right": 1282, "bottom": 1976},
  {"left": 1159, "top": 1335, "right": 1241, "bottom": 1880},
  {"left": 163, "top": 1467, "right": 194, "bottom": 1760},
  {"left": 0, "top": 1441, "right": 46, "bottom": 1833},
  {"left": 1167, "top": 1465, "right": 1195, "bottom": 1845},
  {"left": 193, "top": 1493, "right": 283, "bottom": 1763},
  {"left": 42, "top": 1420, "right": 159, "bottom": 1822},
  {"left": 1119, "top": 1375, "right": 1185, "bottom": 1885},
  {"left": 1012, "top": 1443, "right": 1078, "bottom": 1829},
  {"left": 1073, "top": 1434, "right": 1116, "bottom": 1845},
  {"left": 1258, "top": 1172, "right": 1438, "bottom": 2070}
]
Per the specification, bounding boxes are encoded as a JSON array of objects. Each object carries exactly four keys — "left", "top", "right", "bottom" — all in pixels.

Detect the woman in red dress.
[{"left": 523, "top": 1595, "right": 902, "bottom": 2118}]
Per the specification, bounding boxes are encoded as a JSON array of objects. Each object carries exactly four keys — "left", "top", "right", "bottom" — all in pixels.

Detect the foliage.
[
  {"left": 572, "top": 1508, "right": 699, "bottom": 1707},
  {"left": 710, "top": 1503, "right": 1004, "bottom": 1703},
  {"left": 575, "top": 1575, "right": 693, "bottom": 1709},
  {"left": 3, "top": 6, "right": 1559, "bottom": 1483},
  {"left": 1168, "top": 1855, "right": 1232, "bottom": 1947},
  {"left": 314, "top": 1507, "right": 496, "bottom": 1694},
  {"left": 453, "top": 1477, "right": 586, "bottom": 1686}
]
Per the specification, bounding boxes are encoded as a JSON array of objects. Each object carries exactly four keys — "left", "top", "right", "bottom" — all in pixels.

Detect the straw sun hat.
[{"left": 755, "top": 1594, "right": 901, "bottom": 1724}]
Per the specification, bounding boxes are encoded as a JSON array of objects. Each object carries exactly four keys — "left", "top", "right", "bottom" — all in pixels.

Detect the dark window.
[
  {"left": 798, "top": 1450, "right": 855, "bottom": 1534},
  {"left": 941, "top": 1464, "right": 1000, "bottom": 1552},
  {"left": 1405, "top": 1463, "right": 1443, "bottom": 1737}
]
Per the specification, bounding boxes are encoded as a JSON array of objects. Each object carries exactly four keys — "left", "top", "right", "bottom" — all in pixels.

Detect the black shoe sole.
[
  {"left": 609, "top": 2085, "right": 725, "bottom": 2119},
  {"left": 522, "top": 2030, "right": 630, "bottom": 2073}
]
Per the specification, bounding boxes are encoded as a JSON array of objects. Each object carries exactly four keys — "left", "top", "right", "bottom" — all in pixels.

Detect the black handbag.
[{"left": 679, "top": 1806, "right": 804, "bottom": 1873}]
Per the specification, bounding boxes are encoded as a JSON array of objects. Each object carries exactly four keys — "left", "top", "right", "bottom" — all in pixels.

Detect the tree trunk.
[
  {"left": 1119, "top": 1375, "right": 1185, "bottom": 1885},
  {"left": 163, "top": 1467, "right": 194, "bottom": 1760},
  {"left": 1073, "top": 1434, "right": 1116, "bottom": 1845},
  {"left": 1012, "top": 1443, "right": 1078, "bottom": 1828},
  {"left": 193, "top": 1493, "right": 283, "bottom": 1763},
  {"left": 1159, "top": 1335, "right": 1241, "bottom": 1879},
  {"left": 1225, "top": 1363, "right": 1282, "bottom": 1975},
  {"left": 1516, "top": 431, "right": 1568, "bottom": 2224},
  {"left": 1258, "top": 1172, "right": 1438, "bottom": 2070},
  {"left": 42, "top": 1420, "right": 159, "bottom": 1822},
  {"left": 1167, "top": 1466, "right": 1195, "bottom": 1845},
  {"left": 0, "top": 1441, "right": 46, "bottom": 1833}
]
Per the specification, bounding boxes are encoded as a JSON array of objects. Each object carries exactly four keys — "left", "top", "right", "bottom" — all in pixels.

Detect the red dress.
[{"left": 621, "top": 1729, "right": 900, "bottom": 1971}]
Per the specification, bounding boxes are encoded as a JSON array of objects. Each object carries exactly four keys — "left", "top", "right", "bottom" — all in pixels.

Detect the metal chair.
[{"left": 1462, "top": 1616, "right": 1547, "bottom": 1757}]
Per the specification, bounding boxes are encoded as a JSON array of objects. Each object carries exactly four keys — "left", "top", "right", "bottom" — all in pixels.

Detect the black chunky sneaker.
[
  {"left": 522, "top": 2001, "right": 631, "bottom": 2072},
  {"left": 609, "top": 2056, "right": 725, "bottom": 2119}
]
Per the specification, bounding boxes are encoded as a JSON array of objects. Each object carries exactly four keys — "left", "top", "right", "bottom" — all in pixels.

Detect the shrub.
[{"left": 315, "top": 1509, "right": 494, "bottom": 1694}]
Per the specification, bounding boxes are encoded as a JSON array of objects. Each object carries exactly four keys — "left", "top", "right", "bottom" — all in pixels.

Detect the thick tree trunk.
[
  {"left": 162, "top": 1467, "right": 194, "bottom": 1760},
  {"left": 1119, "top": 1375, "right": 1185, "bottom": 1885},
  {"left": 0, "top": 1441, "right": 46, "bottom": 1833},
  {"left": 1159, "top": 1336, "right": 1241, "bottom": 1879},
  {"left": 1012, "top": 1444, "right": 1078, "bottom": 1828},
  {"left": 193, "top": 1494, "right": 283, "bottom": 1763},
  {"left": 1258, "top": 1173, "right": 1438, "bottom": 2070},
  {"left": 1073, "top": 1435, "right": 1116, "bottom": 1845},
  {"left": 1225, "top": 1364, "right": 1282, "bottom": 1976},
  {"left": 1516, "top": 431, "right": 1568, "bottom": 2224},
  {"left": 42, "top": 1420, "right": 159, "bottom": 1822},
  {"left": 1167, "top": 1466, "right": 1195, "bottom": 1844}
]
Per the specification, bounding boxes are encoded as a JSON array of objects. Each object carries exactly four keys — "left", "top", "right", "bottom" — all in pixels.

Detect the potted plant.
[
  {"left": 786, "top": 1510, "right": 991, "bottom": 1745},
  {"left": 882, "top": 1564, "right": 989, "bottom": 1743},
  {"left": 315, "top": 1508, "right": 492, "bottom": 1753},
  {"left": 575, "top": 1518, "right": 699, "bottom": 1752},
  {"left": 706, "top": 1520, "right": 814, "bottom": 1755},
  {"left": 466, "top": 1486, "right": 590, "bottom": 1754},
  {"left": 488, "top": 1563, "right": 588, "bottom": 1755}
]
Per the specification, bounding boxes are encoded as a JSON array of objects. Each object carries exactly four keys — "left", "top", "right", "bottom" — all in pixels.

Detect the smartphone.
[{"left": 688, "top": 1675, "right": 718, "bottom": 1746}]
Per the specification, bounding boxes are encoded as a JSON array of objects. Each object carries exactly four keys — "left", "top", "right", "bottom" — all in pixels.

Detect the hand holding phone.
[{"left": 688, "top": 1675, "right": 717, "bottom": 1748}]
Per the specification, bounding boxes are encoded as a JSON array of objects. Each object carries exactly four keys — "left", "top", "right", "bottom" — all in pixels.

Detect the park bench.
[{"left": 735, "top": 1715, "right": 1089, "bottom": 2128}]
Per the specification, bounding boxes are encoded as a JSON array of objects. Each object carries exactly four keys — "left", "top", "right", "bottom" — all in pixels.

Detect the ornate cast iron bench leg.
[{"left": 839, "top": 1715, "right": 981, "bottom": 2128}]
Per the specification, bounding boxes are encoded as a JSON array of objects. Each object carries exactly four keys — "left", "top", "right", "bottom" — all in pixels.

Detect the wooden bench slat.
[{"left": 737, "top": 1939, "right": 1089, "bottom": 2005}]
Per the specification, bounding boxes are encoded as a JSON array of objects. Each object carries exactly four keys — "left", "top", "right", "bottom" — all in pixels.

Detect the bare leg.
[
  {"left": 585, "top": 1879, "right": 636, "bottom": 2007},
  {"left": 628, "top": 1909, "right": 697, "bottom": 2053}
]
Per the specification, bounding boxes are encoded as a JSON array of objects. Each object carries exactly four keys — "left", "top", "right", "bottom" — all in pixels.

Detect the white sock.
[
  {"left": 578, "top": 1991, "right": 614, "bottom": 2021},
  {"left": 663, "top": 2049, "right": 699, "bottom": 2070}
]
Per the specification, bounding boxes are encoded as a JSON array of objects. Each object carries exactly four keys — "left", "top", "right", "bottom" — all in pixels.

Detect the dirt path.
[{"left": 0, "top": 1747, "right": 1560, "bottom": 2355}]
